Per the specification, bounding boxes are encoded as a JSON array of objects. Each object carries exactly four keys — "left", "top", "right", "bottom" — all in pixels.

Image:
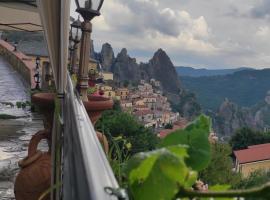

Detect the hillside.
[
  {"left": 176, "top": 66, "right": 252, "bottom": 77},
  {"left": 181, "top": 69, "right": 270, "bottom": 110}
]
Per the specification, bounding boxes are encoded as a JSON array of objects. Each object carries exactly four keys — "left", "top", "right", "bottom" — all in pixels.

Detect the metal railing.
[{"left": 62, "top": 75, "right": 120, "bottom": 200}]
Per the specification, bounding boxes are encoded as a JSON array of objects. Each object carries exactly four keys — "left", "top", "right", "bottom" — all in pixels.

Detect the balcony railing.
[{"left": 62, "top": 75, "right": 121, "bottom": 200}]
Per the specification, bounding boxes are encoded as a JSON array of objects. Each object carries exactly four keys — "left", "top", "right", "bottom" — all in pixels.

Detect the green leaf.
[
  {"left": 159, "top": 115, "right": 211, "bottom": 171},
  {"left": 126, "top": 147, "right": 192, "bottom": 200}
]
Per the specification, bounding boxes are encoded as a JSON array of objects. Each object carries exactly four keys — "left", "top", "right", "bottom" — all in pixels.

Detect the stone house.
[
  {"left": 234, "top": 143, "right": 270, "bottom": 177},
  {"left": 116, "top": 88, "right": 129, "bottom": 100}
]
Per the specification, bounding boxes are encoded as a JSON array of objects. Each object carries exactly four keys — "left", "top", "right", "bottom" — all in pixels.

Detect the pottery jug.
[{"left": 14, "top": 130, "right": 51, "bottom": 200}]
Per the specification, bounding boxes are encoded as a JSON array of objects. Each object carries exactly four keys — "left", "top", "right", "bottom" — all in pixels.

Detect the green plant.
[
  {"left": 95, "top": 110, "right": 158, "bottom": 155},
  {"left": 87, "top": 87, "right": 97, "bottom": 95},
  {"left": 124, "top": 115, "right": 270, "bottom": 200},
  {"left": 107, "top": 134, "right": 131, "bottom": 187},
  {"left": 164, "top": 123, "right": 173, "bottom": 129}
]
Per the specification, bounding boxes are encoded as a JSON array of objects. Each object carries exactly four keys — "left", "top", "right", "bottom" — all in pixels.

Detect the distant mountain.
[
  {"left": 97, "top": 44, "right": 201, "bottom": 118},
  {"left": 211, "top": 96, "right": 270, "bottom": 137},
  {"left": 176, "top": 66, "right": 253, "bottom": 77},
  {"left": 181, "top": 69, "right": 270, "bottom": 110}
]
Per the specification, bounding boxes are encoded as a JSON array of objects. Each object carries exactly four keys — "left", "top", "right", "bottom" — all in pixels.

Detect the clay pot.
[
  {"left": 14, "top": 130, "right": 51, "bottom": 200},
  {"left": 31, "top": 93, "right": 55, "bottom": 131},
  {"left": 83, "top": 95, "right": 114, "bottom": 125}
]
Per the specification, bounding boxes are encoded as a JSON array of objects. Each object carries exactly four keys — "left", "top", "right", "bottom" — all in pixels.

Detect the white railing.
[{"left": 62, "top": 75, "right": 122, "bottom": 200}]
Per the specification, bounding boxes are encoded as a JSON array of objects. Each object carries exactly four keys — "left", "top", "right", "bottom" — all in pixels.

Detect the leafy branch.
[
  {"left": 177, "top": 183, "right": 270, "bottom": 199},
  {"left": 124, "top": 115, "right": 270, "bottom": 199}
]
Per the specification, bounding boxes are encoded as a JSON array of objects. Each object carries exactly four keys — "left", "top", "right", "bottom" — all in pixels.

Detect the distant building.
[
  {"left": 234, "top": 143, "right": 270, "bottom": 177},
  {"left": 103, "top": 72, "right": 113, "bottom": 81},
  {"left": 116, "top": 88, "right": 129, "bottom": 100}
]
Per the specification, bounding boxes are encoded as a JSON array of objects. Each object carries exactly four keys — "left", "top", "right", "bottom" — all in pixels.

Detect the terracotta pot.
[
  {"left": 14, "top": 130, "right": 51, "bottom": 200},
  {"left": 83, "top": 95, "right": 114, "bottom": 125},
  {"left": 31, "top": 93, "right": 55, "bottom": 131}
]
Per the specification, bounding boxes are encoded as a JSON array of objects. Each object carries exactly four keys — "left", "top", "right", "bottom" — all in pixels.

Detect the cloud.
[
  {"left": 70, "top": 0, "right": 270, "bottom": 68},
  {"left": 251, "top": 0, "right": 270, "bottom": 19},
  {"left": 256, "top": 26, "right": 270, "bottom": 37}
]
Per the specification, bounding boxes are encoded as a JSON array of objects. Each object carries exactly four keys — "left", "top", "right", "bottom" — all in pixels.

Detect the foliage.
[
  {"left": 125, "top": 115, "right": 211, "bottom": 200},
  {"left": 112, "top": 99, "right": 122, "bottom": 111},
  {"left": 0, "top": 114, "right": 18, "bottom": 119},
  {"left": 164, "top": 123, "right": 173, "bottom": 129},
  {"left": 16, "top": 101, "right": 31, "bottom": 109},
  {"left": 123, "top": 80, "right": 129, "bottom": 88},
  {"left": 181, "top": 69, "right": 270, "bottom": 110},
  {"left": 234, "top": 170, "right": 270, "bottom": 190},
  {"left": 125, "top": 146, "right": 197, "bottom": 200},
  {"left": 229, "top": 128, "right": 270, "bottom": 150},
  {"left": 159, "top": 115, "right": 211, "bottom": 171},
  {"left": 107, "top": 134, "right": 131, "bottom": 187},
  {"left": 96, "top": 110, "right": 158, "bottom": 155},
  {"left": 199, "top": 143, "right": 241, "bottom": 186},
  {"left": 87, "top": 87, "right": 97, "bottom": 95}
]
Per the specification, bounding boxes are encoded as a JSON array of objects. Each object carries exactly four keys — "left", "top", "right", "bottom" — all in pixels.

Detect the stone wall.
[{"left": 0, "top": 40, "right": 36, "bottom": 88}]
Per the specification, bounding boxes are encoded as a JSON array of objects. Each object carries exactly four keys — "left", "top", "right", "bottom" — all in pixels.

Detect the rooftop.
[{"left": 234, "top": 143, "right": 270, "bottom": 164}]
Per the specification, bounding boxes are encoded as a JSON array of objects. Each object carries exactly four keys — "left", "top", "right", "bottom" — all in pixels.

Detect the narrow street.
[{"left": 0, "top": 56, "right": 43, "bottom": 199}]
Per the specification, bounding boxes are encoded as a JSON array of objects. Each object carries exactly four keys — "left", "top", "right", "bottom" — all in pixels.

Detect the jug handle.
[{"left": 28, "top": 130, "right": 51, "bottom": 158}]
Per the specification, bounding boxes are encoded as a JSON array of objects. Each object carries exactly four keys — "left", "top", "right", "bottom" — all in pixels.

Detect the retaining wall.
[{"left": 0, "top": 40, "right": 36, "bottom": 89}]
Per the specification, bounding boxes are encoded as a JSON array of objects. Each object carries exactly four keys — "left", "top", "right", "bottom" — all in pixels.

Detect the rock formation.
[
  {"left": 97, "top": 43, "right": 201, "bottom": 119},
  {"left": 99, "top": 43, "right": 115, "bottom": 71}
]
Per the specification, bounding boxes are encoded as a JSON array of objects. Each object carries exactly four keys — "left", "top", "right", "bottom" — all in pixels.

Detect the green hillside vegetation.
[{"left": 181, "top": 69, "right": 270, "bottom": 110}]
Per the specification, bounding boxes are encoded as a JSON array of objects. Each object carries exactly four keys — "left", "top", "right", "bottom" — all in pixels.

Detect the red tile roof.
[{"left": 234, "top": 143, "right": 270, "bottom": 164}]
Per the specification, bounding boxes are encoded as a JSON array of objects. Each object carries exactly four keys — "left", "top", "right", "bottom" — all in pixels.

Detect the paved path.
[{"left": 0, "top": 56, "right": 43, "bottom": 199}]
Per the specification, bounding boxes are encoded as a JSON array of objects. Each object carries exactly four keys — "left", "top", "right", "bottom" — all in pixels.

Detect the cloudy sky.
[{"left": 71, "top": 0, "right": 270, "bottom": 69}]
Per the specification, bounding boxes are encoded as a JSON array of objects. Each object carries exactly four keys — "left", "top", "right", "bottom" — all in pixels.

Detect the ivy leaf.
[
  {"left": 159, "top": 115, "right": 211, "bottom": 171},
  {"left": 126, "top": 147, "right": 191, "bottom": 200}
]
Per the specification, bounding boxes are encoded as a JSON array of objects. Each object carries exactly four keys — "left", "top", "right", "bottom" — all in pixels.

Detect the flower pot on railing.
[
  {"left": 83, "top": 95, "right": 114, "bottom": 125},
  {"left": 31, "top": 93, "right": 55, "bottom": 132},
  {"left": 14, "top": 130, "right": 51, "bottom": 200}
]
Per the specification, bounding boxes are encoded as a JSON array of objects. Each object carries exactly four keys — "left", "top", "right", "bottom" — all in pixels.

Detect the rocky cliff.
[
  {"left": 99, "top": 43, "right": 115, "bottom": 72},
  {"left": 99, "top": 45, "right": 181, "bottom": 94},
  {"left": 96, "top": 43, "right": 200, "bottom": 118},
  {"left": 213, "top": 94, "right": 270, "bottom": 137}
]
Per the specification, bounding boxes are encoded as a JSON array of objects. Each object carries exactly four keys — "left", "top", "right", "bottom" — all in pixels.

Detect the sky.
[{"left": 71, "top": 0, "right": 270, "bottom": 69}]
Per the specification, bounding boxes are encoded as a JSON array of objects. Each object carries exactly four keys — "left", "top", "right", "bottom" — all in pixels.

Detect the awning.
[{"left": 0, "top": 0, "right": 42, "bottom": 32}]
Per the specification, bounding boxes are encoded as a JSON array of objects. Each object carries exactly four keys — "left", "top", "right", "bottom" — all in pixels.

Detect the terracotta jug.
[{"left": 14, "top": 130, "right": 51, "bottom": 200}]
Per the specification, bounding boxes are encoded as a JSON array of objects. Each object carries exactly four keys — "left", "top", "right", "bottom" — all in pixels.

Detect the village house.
[
  {"left": 102, "top": 72, "right": 113, "bottom": 81},
  {"left": 116, "top": 88, "right": 129, "bottom": 100},
  {"left": 133, "top": 105, "right": 150, "bottom": 111},
  {"left": 134, "top": 99, "right": 145, "bottom": 106},
  {"left": 150, "top": 78, "right": 161, "bottom": 87},
  {"left": 134, "top": 110, "right": 154, "bottom": 123},
  {"left": 121, "top": 100, "right": 133, "bottom": 109},
  {"left": 234, "top": 143, "right": 270, "bottom": 177}
]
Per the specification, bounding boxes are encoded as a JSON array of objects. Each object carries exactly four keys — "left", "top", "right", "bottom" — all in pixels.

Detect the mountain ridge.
[{"left": 176, "top": 66, "right": 254, "bottom": 77}]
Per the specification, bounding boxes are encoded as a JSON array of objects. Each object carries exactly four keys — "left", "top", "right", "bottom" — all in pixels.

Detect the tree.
[
  {"left": 230, "top": 128, "right": 270, "bottom": 150},
  {"left": 199, "top": 143, "right": 241, "bottom": 186},
  {"left": 123, "top": 80, "right": 129, "bottom": 88},
  {"left": 164, "top": 123, "right": 173, "bottom": 129},
  {"left": 95, "top": 110, "right": 158, "bottom": 155}
]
